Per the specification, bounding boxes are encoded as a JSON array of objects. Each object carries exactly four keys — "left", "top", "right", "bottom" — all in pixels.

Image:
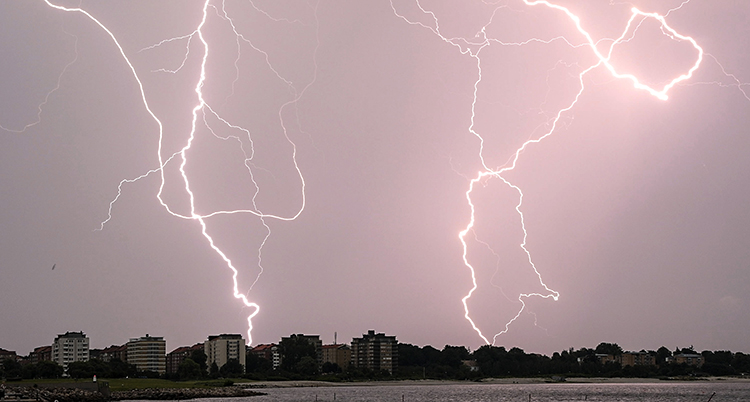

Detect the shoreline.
[
  {"left": 5, "top": 378, "right": 748, "bottom": 401},
  {"left": 243, "top": 376, "right": 750, "bottom": 388}
]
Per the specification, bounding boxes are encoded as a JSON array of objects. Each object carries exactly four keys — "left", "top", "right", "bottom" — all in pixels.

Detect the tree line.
[
  {"left": 0, "top": 358, "right": 136, "bottom": 380},
  {"left": 395, "top": 343, "right": 750, "bottom": 380},
  {"left": 3, "top": 342, "right": 750, "bottom": 381},
  {"left": 244, "top": 342, "right": 750, "bottom": 381}
]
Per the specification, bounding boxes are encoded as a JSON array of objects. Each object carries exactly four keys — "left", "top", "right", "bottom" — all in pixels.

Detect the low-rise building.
[
  {"left": 322, "top": 344, "right": 351, "bottom": 370},
  {"left": 595, "top": 354, "right": 618, "bottom": 364},
  {"left": 99, "top": 344, "right": 128, "bottom": 363},
  {"left": 29, "top": 346, "right": 52, "bottom": 364},
  {"left": 250, "top": 344, "right": 281, "bottom": 370},
  {"left": 167, "top": 343, "right": 204, "bottom": 374},
  {"left": 621, "top": 351, "right": 655, "bottom": 366},
  {"left": 462, "top": 359, "right": 479, "bottom": 372},
  {"left": 669, "top": 353, "right": 704, "bottom": 367},
  {"left": 0, "top": 348, "right": 17, "bottom": 362}
]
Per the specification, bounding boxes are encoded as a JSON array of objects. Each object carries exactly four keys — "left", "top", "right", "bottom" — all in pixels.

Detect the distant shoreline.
[{"left": 243, "top": 376, "right": 750, "bottom": 388}]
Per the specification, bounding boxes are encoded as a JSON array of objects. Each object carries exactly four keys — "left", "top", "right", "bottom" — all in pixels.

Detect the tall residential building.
[
  {"left": 127, "top": 335, "right": 167, "bottom": 374},
  {"left": 52, "top": 331, "right": 89, "bottom": 373},
  {"left": 205, "top": 334, "right": 246, "bottom": 370},
  {"left": 350, "top": 330, "right": 398, "bottom": 373}
]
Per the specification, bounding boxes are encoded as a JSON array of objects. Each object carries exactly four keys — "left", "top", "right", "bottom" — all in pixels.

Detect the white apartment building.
[
  {"left": 52, "top": 331, "right": 89, "bottom": 373},
  {"left": 127, "top": 334, "right": 167, "bottom": 374},
  {"left": 205, "top": 334, "right": 246, "bottom": 370}
]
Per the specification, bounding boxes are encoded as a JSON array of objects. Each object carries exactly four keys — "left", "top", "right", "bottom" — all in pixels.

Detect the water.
[{"left": 155, "top": 381, "right": 750, "bottom": 402}]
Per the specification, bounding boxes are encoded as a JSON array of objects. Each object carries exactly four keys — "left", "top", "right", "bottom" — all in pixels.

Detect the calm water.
[{"left": 147, "top": 382, "right": 750, "bottom": 402}]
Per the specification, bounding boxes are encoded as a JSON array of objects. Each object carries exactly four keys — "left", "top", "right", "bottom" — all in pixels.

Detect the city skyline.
[
  {"left": 2, "top": 1, "right": 750, "bottom": 357},
  {"left": 0, "top": 329, "right": 730, "bottom": 361}
]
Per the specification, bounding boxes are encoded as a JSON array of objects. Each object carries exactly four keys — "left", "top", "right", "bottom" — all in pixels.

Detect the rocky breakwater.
[
  {"left": 111, "top": 386, "right": 265, "bottom": 400},
  {"left": 2, "top": 385, "right": 264, "bottom": 401},
  {"left": 2, "top": 385, "right": 107, "bottom": 402}
]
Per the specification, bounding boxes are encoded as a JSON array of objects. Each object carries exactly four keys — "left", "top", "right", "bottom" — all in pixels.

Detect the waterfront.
[{"left": 129, "top": 381, "right": 750, "bottom": 402}]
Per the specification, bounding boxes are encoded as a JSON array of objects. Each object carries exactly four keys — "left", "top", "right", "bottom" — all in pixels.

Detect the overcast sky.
[{"left": 2, "top": 0, "right": 749, "bottom": 357}]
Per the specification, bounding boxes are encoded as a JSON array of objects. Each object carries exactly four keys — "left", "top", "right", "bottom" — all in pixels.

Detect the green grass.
[{"left": 15, "top": 378, "right": 253, "bottom": 392}]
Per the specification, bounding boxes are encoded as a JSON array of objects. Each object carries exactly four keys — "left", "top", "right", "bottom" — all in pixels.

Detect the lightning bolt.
[
  {"left": 4, "top": 0, "right": 748, "bottom": 350},
  {"left": 0, "top": 31, "right": 78, "bottom": 134},
  {"left": 392, "top": 0, "right": 722, "bottom": 345},
  {"left": 31, "top": 0, "right": 319, "bottom": 344}
]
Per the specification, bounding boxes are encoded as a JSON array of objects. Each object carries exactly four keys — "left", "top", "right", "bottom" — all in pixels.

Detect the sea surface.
[{"left": 132, "top": 381, "right": 750, "bottom": 402}]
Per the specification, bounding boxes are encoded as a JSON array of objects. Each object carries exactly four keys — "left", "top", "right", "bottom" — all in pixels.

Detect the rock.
[
  {"left": 110, "top": 386, "right": 265, "bottom": 400},
  {"left": 2, "top": 385, "right": 263, "bottom": 401}
]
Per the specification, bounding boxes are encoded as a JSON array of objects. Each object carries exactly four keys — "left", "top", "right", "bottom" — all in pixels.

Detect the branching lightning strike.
[
  {"left": 3, "top": 0, "right": 749, "bottom": 349},
  {"left": 31, "top": 0, "right": 319, "bottom": 344},
  {"left": 391, "top": 0, "right": 731, "bottom": 345}
]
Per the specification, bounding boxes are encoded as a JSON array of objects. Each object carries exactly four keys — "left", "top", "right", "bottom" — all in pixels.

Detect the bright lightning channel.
[
  {"left": 39, "top": 1, "right": 319, "bottom": 344},
  {"left": 393, "top": 0, "right": 706, "bottom": 345},
  {"left": 6, "top": 0, "right": 747, "bottom": 349}
]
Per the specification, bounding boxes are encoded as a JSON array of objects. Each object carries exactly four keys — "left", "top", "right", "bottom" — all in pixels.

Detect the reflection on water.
[{"left": 182, "top": 381, "right": 750, "bottom": 402}]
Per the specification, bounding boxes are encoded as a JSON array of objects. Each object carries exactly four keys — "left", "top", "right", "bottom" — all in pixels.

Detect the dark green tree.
[
  {"left": 1, "top": 358, "right": 22, "bottom": 379},
  {"left": 219, "top": 358, "right": 245, "bottom": 378},
  {"left": 108, "top": 358, "right": 137, "bottom": 378},
  {"left": 321, "top": 362, "right": 341, "bottom": 373},
  {"left": 295, "top": 356, "right": 319, "bottom": 376},
  {"left": 702, "top": 350, "right": 737, "bottom": 376},
  {"left": 67, "top": 361, "right": 95, "bottom": 379},
  {"left": 21, "top": 363, "right": 36, "bottom": 379},
  {"left": 35, "top": 360, "right": 63, "bottom": 378},
  {"left": 191, "top": 349, "right": 208, "bottom": 375},
  {"left": 595, "top": 343, "right": 623, "bottom": 356},
  {"left": 656, "top": 346, "right": 672, "bottom": 364},
  {"left": 245, "top": 353, "right": 273, "bottom": 374},
  {"left": 398, "top": 343, "right": 426, "bottom": 367},
  {"left": 441, "top": 345, "right": 469, "bottom": 369},
  {"left": 279, "top": 335, "right": 317, "bottom": 373},
  {"left": 732, "top": 352, "right": 750, "bottom": 372},
  {"left": 178, "top": 358, "right": 202, "bottom": 380},
  {"left": 680, "top": 346, "right": 696, "bottom": 354},
  {"left": 209, "top": 362, "right": 220, "bottom": 379}
]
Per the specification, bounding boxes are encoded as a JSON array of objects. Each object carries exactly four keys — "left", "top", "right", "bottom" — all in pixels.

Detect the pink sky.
[{"left": 1, "top": 0, "right": 749, "bottom": 357}]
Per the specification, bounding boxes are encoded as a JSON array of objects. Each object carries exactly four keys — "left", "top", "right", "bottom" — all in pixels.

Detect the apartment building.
[
  {"left": 205, "top": 334, "right": 246, "bottom": 370},
  {"left": 621, "top": 351, "right": 655, "bottom": 366},
  {"left": 350, "top": 330, "right": 398, "bottom": 373},
  {"left": 322, "top": 344, "right": 351, "bottom": 370},
  {"left": 126, "top": 335, "right": 166, "bottom": 374},
  {"left": 52, "top": 331, "right": 89, "bottom": 373},
  {"left": 669, "top": 353, "right": 704, "bottom": 367},
  {"left": 29, "top": 346, "right": 52, "bottom": 364},
  {"left": 166, "top": 343, "right": 204, "bottom": 374},
  {"left": 99, "top": 344, "right": 128, "bottom": 363},
  {"left": 0, "top": 348, "right": 17, "bottom": 362},
  {"left": 250, "top": 344, "right": 281, "bottom": 369}
]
